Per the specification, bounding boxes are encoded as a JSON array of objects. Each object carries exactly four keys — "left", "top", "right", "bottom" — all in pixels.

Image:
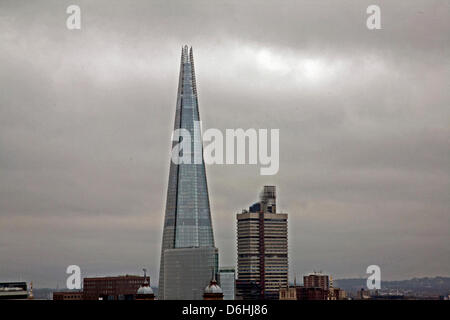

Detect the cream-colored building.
[{"left": 236, "top": 186, "right": 288, "bottom": 300}]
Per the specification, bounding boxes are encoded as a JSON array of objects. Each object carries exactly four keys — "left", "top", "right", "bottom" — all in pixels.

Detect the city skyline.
[{"left": 0, "top": 0, "right": 449, "bottom": 288}]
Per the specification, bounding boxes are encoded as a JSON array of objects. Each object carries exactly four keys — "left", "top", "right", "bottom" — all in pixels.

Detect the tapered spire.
[{"left": 158, "top": 46, "right": 215, "bottom": 299}]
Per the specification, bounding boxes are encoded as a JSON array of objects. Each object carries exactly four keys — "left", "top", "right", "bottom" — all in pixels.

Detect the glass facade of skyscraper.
[
  {"left": 158, "top": 46, "right": 216, "bottom": 299},
  {"left": 164, "top": 247, "right": 218, "bottom": 300},
  {"left": 218, "top": 268, "right": 236, "bottom": 300}
]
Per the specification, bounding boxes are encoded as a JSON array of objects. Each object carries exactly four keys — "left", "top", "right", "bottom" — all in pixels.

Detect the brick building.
[
  {"left": 53, "top": 291, "right": 83, "bottom": 300},
  {"left": 83, "top": 275, "right": 149, "bottom": 300}
]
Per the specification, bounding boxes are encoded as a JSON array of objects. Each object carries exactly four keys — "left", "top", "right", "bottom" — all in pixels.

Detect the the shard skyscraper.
[{"left": 158, "top": 46, "right": 217, "bottom": 300}]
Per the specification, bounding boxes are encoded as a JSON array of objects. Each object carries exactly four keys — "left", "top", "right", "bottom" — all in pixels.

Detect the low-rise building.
[
  {"left": 53, "top": 291, "right": 83, "bottom": 300},
  {"left": 83, "top": 275, "right": 149, "bottom": 300}
]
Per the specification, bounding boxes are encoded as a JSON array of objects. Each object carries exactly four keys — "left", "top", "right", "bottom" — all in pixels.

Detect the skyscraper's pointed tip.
[
  {"left": 181, "top": 45, "right": 190, "bottom": 63},
  {"left": 180, "top": 45, "right": 194, "bottom": 63}
]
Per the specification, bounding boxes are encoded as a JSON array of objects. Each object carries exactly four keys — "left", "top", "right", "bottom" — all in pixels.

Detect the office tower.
[
  {"left": 303, "top": 272, "right": 330, "bottom": 290},
  {"left": 158, "top": 46, "right": 217, "bottom": 300},
  {"left": 302, "top": 272, "right": 345, "bottom": 300},
  {"left": 279, "top": 272, "right": 345, "bottom": 300},
  {"left": 236, "top": 186, "right": 288, "bottom": 300},
  {"left": 218, "top": 267, "right": 236, "bottom": 300}
]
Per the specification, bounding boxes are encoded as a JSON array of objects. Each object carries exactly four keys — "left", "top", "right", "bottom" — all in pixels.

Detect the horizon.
[{"left": 25, "top": 275, "right": 450, "bottom": 290}]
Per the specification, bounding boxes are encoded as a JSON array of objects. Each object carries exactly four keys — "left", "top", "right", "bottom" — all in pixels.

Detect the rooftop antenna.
[{"left": 142, "top": 268, "right": 148, "bottom": 286}]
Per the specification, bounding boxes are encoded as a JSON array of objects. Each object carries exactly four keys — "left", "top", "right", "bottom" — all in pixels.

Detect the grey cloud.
[{"left": 0, "top": 0, "right": 449, "bottom": 286}]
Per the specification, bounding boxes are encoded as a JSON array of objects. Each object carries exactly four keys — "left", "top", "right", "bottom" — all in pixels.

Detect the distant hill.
[
  {"left": 32, "top": 288, "right": 55, "bottom": 300},
  {"left": 334, "top": 276, "right": 450, "bottom": 296}
]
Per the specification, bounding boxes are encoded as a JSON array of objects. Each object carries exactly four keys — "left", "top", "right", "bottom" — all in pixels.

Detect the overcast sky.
[{"left": 0, "top": 0, "right": 449, "bottom": 288}]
